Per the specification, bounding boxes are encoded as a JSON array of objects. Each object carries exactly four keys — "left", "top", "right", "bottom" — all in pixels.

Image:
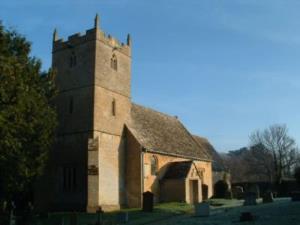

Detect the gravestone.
[
  {"left": 248, "top": 184, "right": 260, "bottom": 198},
  {"left": 243, "top": 192, "right": 257, "bottom": 206},
  {"left": 225, "top": 190, "right": 233, "bottom": 199},
  {"left": 194, "top": 202, "right": 210, "bottom": 217},
  {"left": 232, "top": 186, "right": 244, "bottom": 199},
  {"left": 70, "top": 213, "right": 77, "bottom": 225},
  {"left": 142, "top": 192, "right": 154, "bottom": 212},
  {"left": 117, "top": 212, "right": 129, "bottom": 223},
  {"left": 10, "top": 211, "right": 16, "bottom": 225},
  {"left": 96, "top": 207, "right": 104, "bottom": 225},
  {"left": 263, "top": 191, "right": 274, "bottom": 203},
  {"left": 291, "top": 192, "right": 300, "bottom": 201}
]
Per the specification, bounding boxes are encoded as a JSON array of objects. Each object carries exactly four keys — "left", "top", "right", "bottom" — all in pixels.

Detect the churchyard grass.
[
  {"left": 154, "top": 198, "right": 300, "bottom": 225},
  {"left": 32, "top": 202, "right": 193, "bottom": 225},
  {"left": 31, "top": 198, "right": 300, "bottom": 225}
]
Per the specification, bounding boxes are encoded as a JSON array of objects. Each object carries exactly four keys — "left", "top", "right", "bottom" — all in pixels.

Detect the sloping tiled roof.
[
  {"left": 193, "top": 135, "right": 225, "bottom": 171},
  {"left": 126, "top": 103, "right": 211, "bottom": 161},
  {"left": 163, "top": 161, "right": 193, "bottom": 179}
]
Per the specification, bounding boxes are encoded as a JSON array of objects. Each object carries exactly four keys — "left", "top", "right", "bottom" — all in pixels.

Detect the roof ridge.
[
  {"left": 193, "top": 134, "right": 209, "bottom": 142},
  {"left": 192, "top": 135, "right": 212, "bottom": 159}
]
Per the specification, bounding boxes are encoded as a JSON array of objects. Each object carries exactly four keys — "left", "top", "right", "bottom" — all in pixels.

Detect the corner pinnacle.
[
  {"left": 94, "top": 13, "right": 100, "bottom": 29},
  {"left": 53, "top": 28, "right": 58, "bottom": 42},
  {"left": 127, "top": 33, "right": 131, "bottom": 46}
]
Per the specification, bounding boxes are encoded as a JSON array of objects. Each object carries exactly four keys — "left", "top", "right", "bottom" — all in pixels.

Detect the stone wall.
[
  {"left": 194, "top": 160, "right": 213, "bottom": 198},
  {"left": 37, "top": 24, "right": 132, "bottom": 212},
  {"left": 125, "top": 130, "right": 142, "bottom": 208},
  {"left": 90, "top": 25, "right": 131, "bottom": 211},
  {"left": 143, "top": 153, "right": 213, "bottom": 203},
  {"left": 35, "top": 132, "right": 90, "bottom": 212},
  {"left": 160, "top": 179, "right": 186, "bottom": 202}
]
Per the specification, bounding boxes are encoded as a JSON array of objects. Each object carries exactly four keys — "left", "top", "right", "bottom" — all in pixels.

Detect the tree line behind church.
[{"left": 222, "top": 124, "right": 300, "bottom": 196}]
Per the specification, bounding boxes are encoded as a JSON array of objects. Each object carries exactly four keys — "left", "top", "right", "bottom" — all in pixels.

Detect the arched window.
[
  {"left": 110, "top": 54, "right": 118, "bottom": 71},
  {"left": 150, "top": 155, "right": 158, "bottom": 175}
]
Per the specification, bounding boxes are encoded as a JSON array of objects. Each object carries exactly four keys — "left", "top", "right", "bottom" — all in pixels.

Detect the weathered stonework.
[{"left": 35, "top": 15, "right": 213, "bottom": 212}]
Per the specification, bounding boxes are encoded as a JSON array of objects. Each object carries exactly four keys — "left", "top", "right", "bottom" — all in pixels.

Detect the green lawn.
[
  {"left": 32, "top": 198, "right": 300, "bottom": 225},
  {"left": 33, "top": 202, "right": 193, "bottom": 225},
  {"left": 154, "top": 198, "right": 300, "bottom": 225}
]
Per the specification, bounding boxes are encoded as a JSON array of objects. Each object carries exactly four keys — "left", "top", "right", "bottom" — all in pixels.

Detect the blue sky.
[{"left": 1, "top": 0, "right": 300, "bottom": 151}]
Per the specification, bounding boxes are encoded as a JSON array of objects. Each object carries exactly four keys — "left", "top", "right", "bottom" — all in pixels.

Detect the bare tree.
[
  {"left": 221, "top": 149, "right": 249, "bottom": 183},
  {"left": 250, "top": 124, "right": 299, "bottom": 184},
  {"left": 246, "top": 143, "right": 275, "bottom": 182}
]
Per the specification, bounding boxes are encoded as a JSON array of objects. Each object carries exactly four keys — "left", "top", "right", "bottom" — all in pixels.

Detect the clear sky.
[{"left": 1, "top": 0, "right": 300, "bottom": 152}]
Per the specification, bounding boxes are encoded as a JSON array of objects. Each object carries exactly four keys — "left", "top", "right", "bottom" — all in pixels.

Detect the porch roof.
[{"left": 163, "top": 161, "right": 193, "bottom": 179}]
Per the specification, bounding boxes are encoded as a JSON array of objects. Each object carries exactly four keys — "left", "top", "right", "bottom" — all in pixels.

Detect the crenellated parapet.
[{"left": 52, "top": 14, "right": 131, "bottom": 56}]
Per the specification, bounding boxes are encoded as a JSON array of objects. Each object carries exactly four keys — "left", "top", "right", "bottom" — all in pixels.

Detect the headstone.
[
  {"left": 248, "top": 184, "right": 260, "bottom": 198},
  {"left": 232, "top": 186, "right": 244, "bottom": 199},
  {"left": 142, "top": 192, "right": 154, "bottom": 212},
  {"left": 243, "top": 192, "right": 257, "bottom": 206},
  {"left": 2, "top": 200, "right": 7, "bottom": 213},
  {"left": 194, "top": 202, "right": 210, "bottom": 217},
  {"left": 96, "top": 207, "right": 104, "bottom": 225},
  {"left": 291, "top": 192, "right": 300, "bottom": 201},
  {"left": 10, "top": 211, "right": 16, "bottom": 225},
  {"left": 117, "top": 212, "right": 129, "bottom": 223},
  {"left": 262, "top": 191, "right": 274, "bottom": 203},
  {"left": 225, "top": 190, "right": 233, "bottom": 199},
  {"left": 240, "top": 212, "right": 254, "bottom": 222},
  {"left": 70, "top": 213, "right": 77, "bottom": 225}
]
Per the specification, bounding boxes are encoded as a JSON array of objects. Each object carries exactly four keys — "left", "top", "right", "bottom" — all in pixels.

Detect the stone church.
[{"left": 35, "top": 15, "right": 214, "bottom": 212}]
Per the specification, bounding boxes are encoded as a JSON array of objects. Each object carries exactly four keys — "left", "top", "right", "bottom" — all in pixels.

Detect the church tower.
[{"left": 50, "top": 14, "right": 131, "bottom": 211}]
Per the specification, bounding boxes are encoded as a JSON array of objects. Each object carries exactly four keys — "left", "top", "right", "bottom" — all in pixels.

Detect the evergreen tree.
[{"left": 0, "top": 22, "right": 57, "bottom": 204}]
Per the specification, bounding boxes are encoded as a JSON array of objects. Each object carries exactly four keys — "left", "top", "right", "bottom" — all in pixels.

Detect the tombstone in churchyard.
[
  {"left": 248, "top": 184, "right": 260, "bottom": 198},
  {"left": 291, "top": 192, "right": 300, "bottom": 201},
  {"left": 21, "top": 201, "right": 34, "bottom": 225},
  {"left": 117, "top": 212, "right": 129, "bottom": 224},
  {"left": 10, "top": 210, "right": 16, "bottom": 225},
  {"left": 240, "top": 212, "right": 254, "bottom": 222},
  {"left": 262, "top": 191, "right": 274, "bottom": 203},
  {"left": 194, "top": 202, "right": 210, "bottom": 217},
  {"left": 70, "top": 212, "right": 77, "bottom": 225},
  {"left": 142, "top": 192, "right": 154, "bottom": 212},
  {"left": 243, "top": 192, "right": 257, "bottom": 206},
  {"left": 1, "top": 200, "right": 7, "bottom": 213},
  {"left": 96, "top": 207, "right": 104, "bottom": 225},
  {"left": 225, "top": 190, "right": 233, "bottom": 199},
  {"left": 232, "top": 186, "right": 244, "bottom": 199}
]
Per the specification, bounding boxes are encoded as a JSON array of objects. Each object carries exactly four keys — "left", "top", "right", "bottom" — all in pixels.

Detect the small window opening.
[
  {"left": 110, "top": 54, "right": 118, "bottom": 71},
  {"left": 62, "top": 166, "right": 77, "bottom": 192},
  {"left": 112, "top": 98, "right": 116, "bottom": 116}
]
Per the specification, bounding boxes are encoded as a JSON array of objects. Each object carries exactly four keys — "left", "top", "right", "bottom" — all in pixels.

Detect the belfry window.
[
  {"left": 151, "top": 155, "right": 158, "bottom": 175},
  {"left": 110, "top": 54, "right": 118, "bottom": 71},
  {"left": 69, "top": 52, "right": 77, "bottom": 67}
]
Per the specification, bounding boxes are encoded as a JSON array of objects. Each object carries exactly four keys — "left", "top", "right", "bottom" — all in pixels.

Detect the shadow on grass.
[{"left": 31, "top": 202, "right": 193, "bottom": 225}]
